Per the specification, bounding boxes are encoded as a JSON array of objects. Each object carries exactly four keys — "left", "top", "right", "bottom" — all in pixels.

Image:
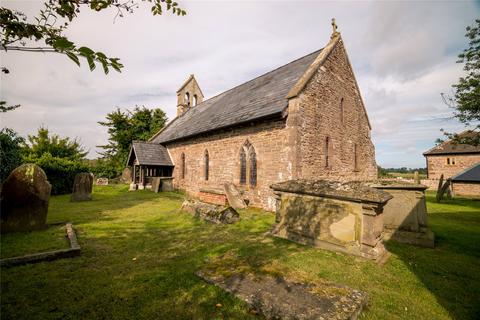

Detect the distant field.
[
  {"left": 384, "top": 172, "right": 427, "bottom": 179},
  {"left": 1, "top": 185, "right": 479, "bottom": 319}
]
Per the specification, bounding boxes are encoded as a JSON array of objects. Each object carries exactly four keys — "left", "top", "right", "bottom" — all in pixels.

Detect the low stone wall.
[
  {"left": 270, "top": 180, "right": 392, "bottom": 261},
  {"left": 370, "top": 183, "right": 434, "bottom": 248}
]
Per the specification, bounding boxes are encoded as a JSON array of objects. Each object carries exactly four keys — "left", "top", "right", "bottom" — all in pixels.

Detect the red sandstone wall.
[
  {"left": 426, "top": 154, "right": 480, "bottom": 180},
  {"left": 165, "top": 120, "right": 292, "bottom": 211},
  {"left": 291, "top": 39, "right": 377, "bottom": 181}
]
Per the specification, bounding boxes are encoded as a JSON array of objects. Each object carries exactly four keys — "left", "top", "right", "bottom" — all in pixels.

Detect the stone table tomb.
[{"left": 270, "top": 180, "right": 393, "bottom": 260}]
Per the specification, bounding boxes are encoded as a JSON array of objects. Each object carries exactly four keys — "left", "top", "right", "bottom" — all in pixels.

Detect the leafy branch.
[{"left": 0, "top": 0, "right": 186, "bottom": 74}]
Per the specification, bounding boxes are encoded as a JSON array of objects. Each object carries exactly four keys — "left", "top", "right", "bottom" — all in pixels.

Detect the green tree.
[
  {"left": 0, "top": 128, "right": 25, "bottom": 182},
  {"left": 1, "top": 0, "right": 186, "bottom": 74},
  {"left": 22, "top": 127, "right": 89, "bottom": 194},
  {"left": 96, "top": 106, "right": 167, "bottom": 178},
  {"left": 23, "top": 126, "right": 87, "bottom": 161},
  {"left": 442, "top": 19, "right": 480, "bottom": 145}
]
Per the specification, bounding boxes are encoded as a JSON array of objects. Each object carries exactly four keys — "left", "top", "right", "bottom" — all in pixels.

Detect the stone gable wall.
[
  {"left": 426, "top": 154, "right": 480, "bottom": 179},
  {"left": 289, "top": 39, "right": 377, "bottom": 181},
  {"left": 165, "top": 119, "right": 293, "bottom": 210},
  {"left": 177, "top": 77, "right": 204, "bottom": 116}
]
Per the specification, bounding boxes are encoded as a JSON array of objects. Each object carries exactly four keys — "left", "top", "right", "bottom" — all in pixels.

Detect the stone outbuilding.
[
  {"left": 130, "top": 22, "right": 378, "bottom": 210},
  {"left": 423, "top": 131, "right": 480, "bottom": 196}
]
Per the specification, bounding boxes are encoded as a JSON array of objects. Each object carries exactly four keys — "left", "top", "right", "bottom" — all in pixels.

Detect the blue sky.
[{"left": 1, "top": 1, "right": 479, "bottom": 168}]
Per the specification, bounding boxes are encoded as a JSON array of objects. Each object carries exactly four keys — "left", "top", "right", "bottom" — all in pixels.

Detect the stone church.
[{"left": 127, "top": 24, "right": 378, "bottom": 210}]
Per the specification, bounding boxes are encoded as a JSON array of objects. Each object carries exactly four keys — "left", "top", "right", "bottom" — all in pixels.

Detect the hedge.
[{"left": 25, "top": 153, "right": 90, "bottom": 195}]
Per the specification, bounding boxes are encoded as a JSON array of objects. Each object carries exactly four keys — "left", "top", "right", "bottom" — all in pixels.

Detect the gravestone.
[
  {"left": 223, "top": 183, "right": 247, "bottom": 209},
  {"left": 0, "top": 164, "right": 51, "bottom": 233},
  {"left": 181, "top": 200, "right": 239, "bottom": 224},
  {"left": 151, "top": 177, "right": 161, "bottom": 193},
  {"left": 96, "top": 178, "right": 108, "bottom": 186},
  {"left": 121, "top": 167, "right": 132, "bottom": 183},
  {"left": 71, "top": 173, "right": 93, "bottom": 202},
  {"left": 414, "top": 171, "right": 420, "bottom": 184}
]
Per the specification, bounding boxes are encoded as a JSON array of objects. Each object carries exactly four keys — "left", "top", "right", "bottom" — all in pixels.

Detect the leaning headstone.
[
  {"left": 0, "top": 164, "right": 51, "bottom": 233},
  {"left": 223, "top": 183, "right": 247, "bottom": 209},
  {"left": 71, "top": 173, "right": 93, "bottom": 202},
  {"left": 96, "top": 178, "right": 108, "bottom": 186},
  {"left": 437, "top": 179, "right": 451, "bottom": 201},
  {"left": 436, "top": 174, "right": 444, "bottom": 202}
]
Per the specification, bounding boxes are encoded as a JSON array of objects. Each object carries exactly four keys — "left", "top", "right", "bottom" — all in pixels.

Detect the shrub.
[{"left": 25, "top": 153, "right": 90, "bottom": 195}]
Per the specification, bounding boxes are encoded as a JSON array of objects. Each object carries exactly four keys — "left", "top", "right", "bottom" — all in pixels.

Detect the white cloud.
[{"left": 1, "top": 0, "right": 479, "bottom": 167}]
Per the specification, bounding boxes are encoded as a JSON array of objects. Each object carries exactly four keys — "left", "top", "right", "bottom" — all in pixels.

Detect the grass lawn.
[{"left": 1, "top": 186, "right": 479, "bottom": 319}]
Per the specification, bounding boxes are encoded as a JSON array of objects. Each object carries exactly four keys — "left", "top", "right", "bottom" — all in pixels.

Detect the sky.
[{"left": 1, "top": 0, "right": 479, "bottom": 168}]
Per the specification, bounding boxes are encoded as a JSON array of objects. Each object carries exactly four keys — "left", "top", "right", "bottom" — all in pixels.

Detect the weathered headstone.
[
  {"left": 181, "top": 200, "right": 239, "bottom": 224},
  {"left": 223, "top": 183, "right": 247, "bottom": 209},
  {"left": 121, "top": 167, "right": 132, "bottom": 183},
  {"left": 436, "top": 174, "right": 444, "bottom": 202},
  {"left": 71, "top": 173, "right": 93, "bottom": 202},
  {"left": 414, "top": 171, "right": 420, "bottom": 184},
  {"left": 0, "top": 164, "right": 51, "bottom": 233},
  {"left": 151, "top": 177, "right": 161, "bottom": 193},
  {"left": 437, "top": 179, "right": 451, "bottom": 201},
  {"left": 96, "top": 178, "right": 108, "bottom": 186}
]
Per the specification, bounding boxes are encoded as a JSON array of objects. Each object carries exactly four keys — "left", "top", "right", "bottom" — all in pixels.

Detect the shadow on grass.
[{"left": 386, "top": 197, "right": 480, "bottom": 320}]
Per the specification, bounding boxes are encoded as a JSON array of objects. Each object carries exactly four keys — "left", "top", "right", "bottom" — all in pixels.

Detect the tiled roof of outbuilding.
[
  {"left": 151, "top": 49, "right": 322, "bottom": 144},
  {"left": 423, "top": 131, "right": 480, "bottom": 156},
  {"left": 127, "top": 141, "right": 173, "bottom": 166},
  {"left": 452, "top": 162, "right": 480, "bottom": 183}
]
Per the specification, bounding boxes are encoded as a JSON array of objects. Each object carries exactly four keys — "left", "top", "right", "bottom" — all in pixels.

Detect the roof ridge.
[{"left": 181, "top": 48, "right": 323, "bottom": 113}]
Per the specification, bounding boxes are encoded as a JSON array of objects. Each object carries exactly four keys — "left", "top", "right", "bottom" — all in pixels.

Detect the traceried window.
[
  {"left": 240, "top": 148, "right": 247, "bottom": 185},
  {"left": 204, "top": 150, "right": 209, "bottom": 181},
  {"left": 249, "top": 147, "right": 257, "bottom": 187},
  {"left": 181, "top": 153, "right": 186, "bottom": 179},
  {"left": 239, "top": 140, "right": 257, "bottom": 186}
]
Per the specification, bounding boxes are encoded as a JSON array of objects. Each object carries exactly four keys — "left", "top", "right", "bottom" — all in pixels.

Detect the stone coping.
[
  {"left": 199, "top": 188, "right": 226, "bottom": 195},
  {"left": 271, "top": 179, "right": 392, "bottom": 204},
  {"left": 370, "top": 181, "right": 428, "bottom": 191},
  {"left": 0, "top": 223, "right": 81, "bottom": 268}
]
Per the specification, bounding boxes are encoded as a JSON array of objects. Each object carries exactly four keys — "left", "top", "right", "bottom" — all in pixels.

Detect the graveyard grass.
[{"left": 1, "top": 186, "right": 479, "bottom": 320}]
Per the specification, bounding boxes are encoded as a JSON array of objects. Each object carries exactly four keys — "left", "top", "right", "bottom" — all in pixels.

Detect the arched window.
[
  {"left": 193, "top": 94, "right": 198, "bottom": 106},
  {"left": 325, "top": 137, "right": 330, "bottom": 168},
  {"left": 239, "top": 148, "right": 247, "bottom": 185},
  {"left": 181, "top": 153, "right": 186, "bottom": 179},
  {"left": 249, "top": 147, "right": 257, "bottom": 187},
  {"left": 340, "top": 98, "right": 344, "bottom": 125},
  {"left": 184, "top": 92, "right": 190, "bottom": 106},
  {"left": 204, "top": 150, "right": 209, "bottom": 181},
  {"left": 239, "top": 140, "right": 257, "bottom": 186}
]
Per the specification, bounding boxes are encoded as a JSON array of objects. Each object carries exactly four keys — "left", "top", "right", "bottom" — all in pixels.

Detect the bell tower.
[{"left": 176, "top": 74, "right": 204, "bottom": 116}]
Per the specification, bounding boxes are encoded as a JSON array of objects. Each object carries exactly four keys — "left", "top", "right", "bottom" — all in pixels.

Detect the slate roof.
[
  {"left": 423, "top": 131, "right": 480, "bottom": 156},
  {"left": 151, "top": 49, "right": 323, "bottom": 144},
  {"left": 451, "top": 162, "right": 480, "bottom": 183},
  {"left": 127, "top": 141, "right": 173, "bottom": 166}
]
